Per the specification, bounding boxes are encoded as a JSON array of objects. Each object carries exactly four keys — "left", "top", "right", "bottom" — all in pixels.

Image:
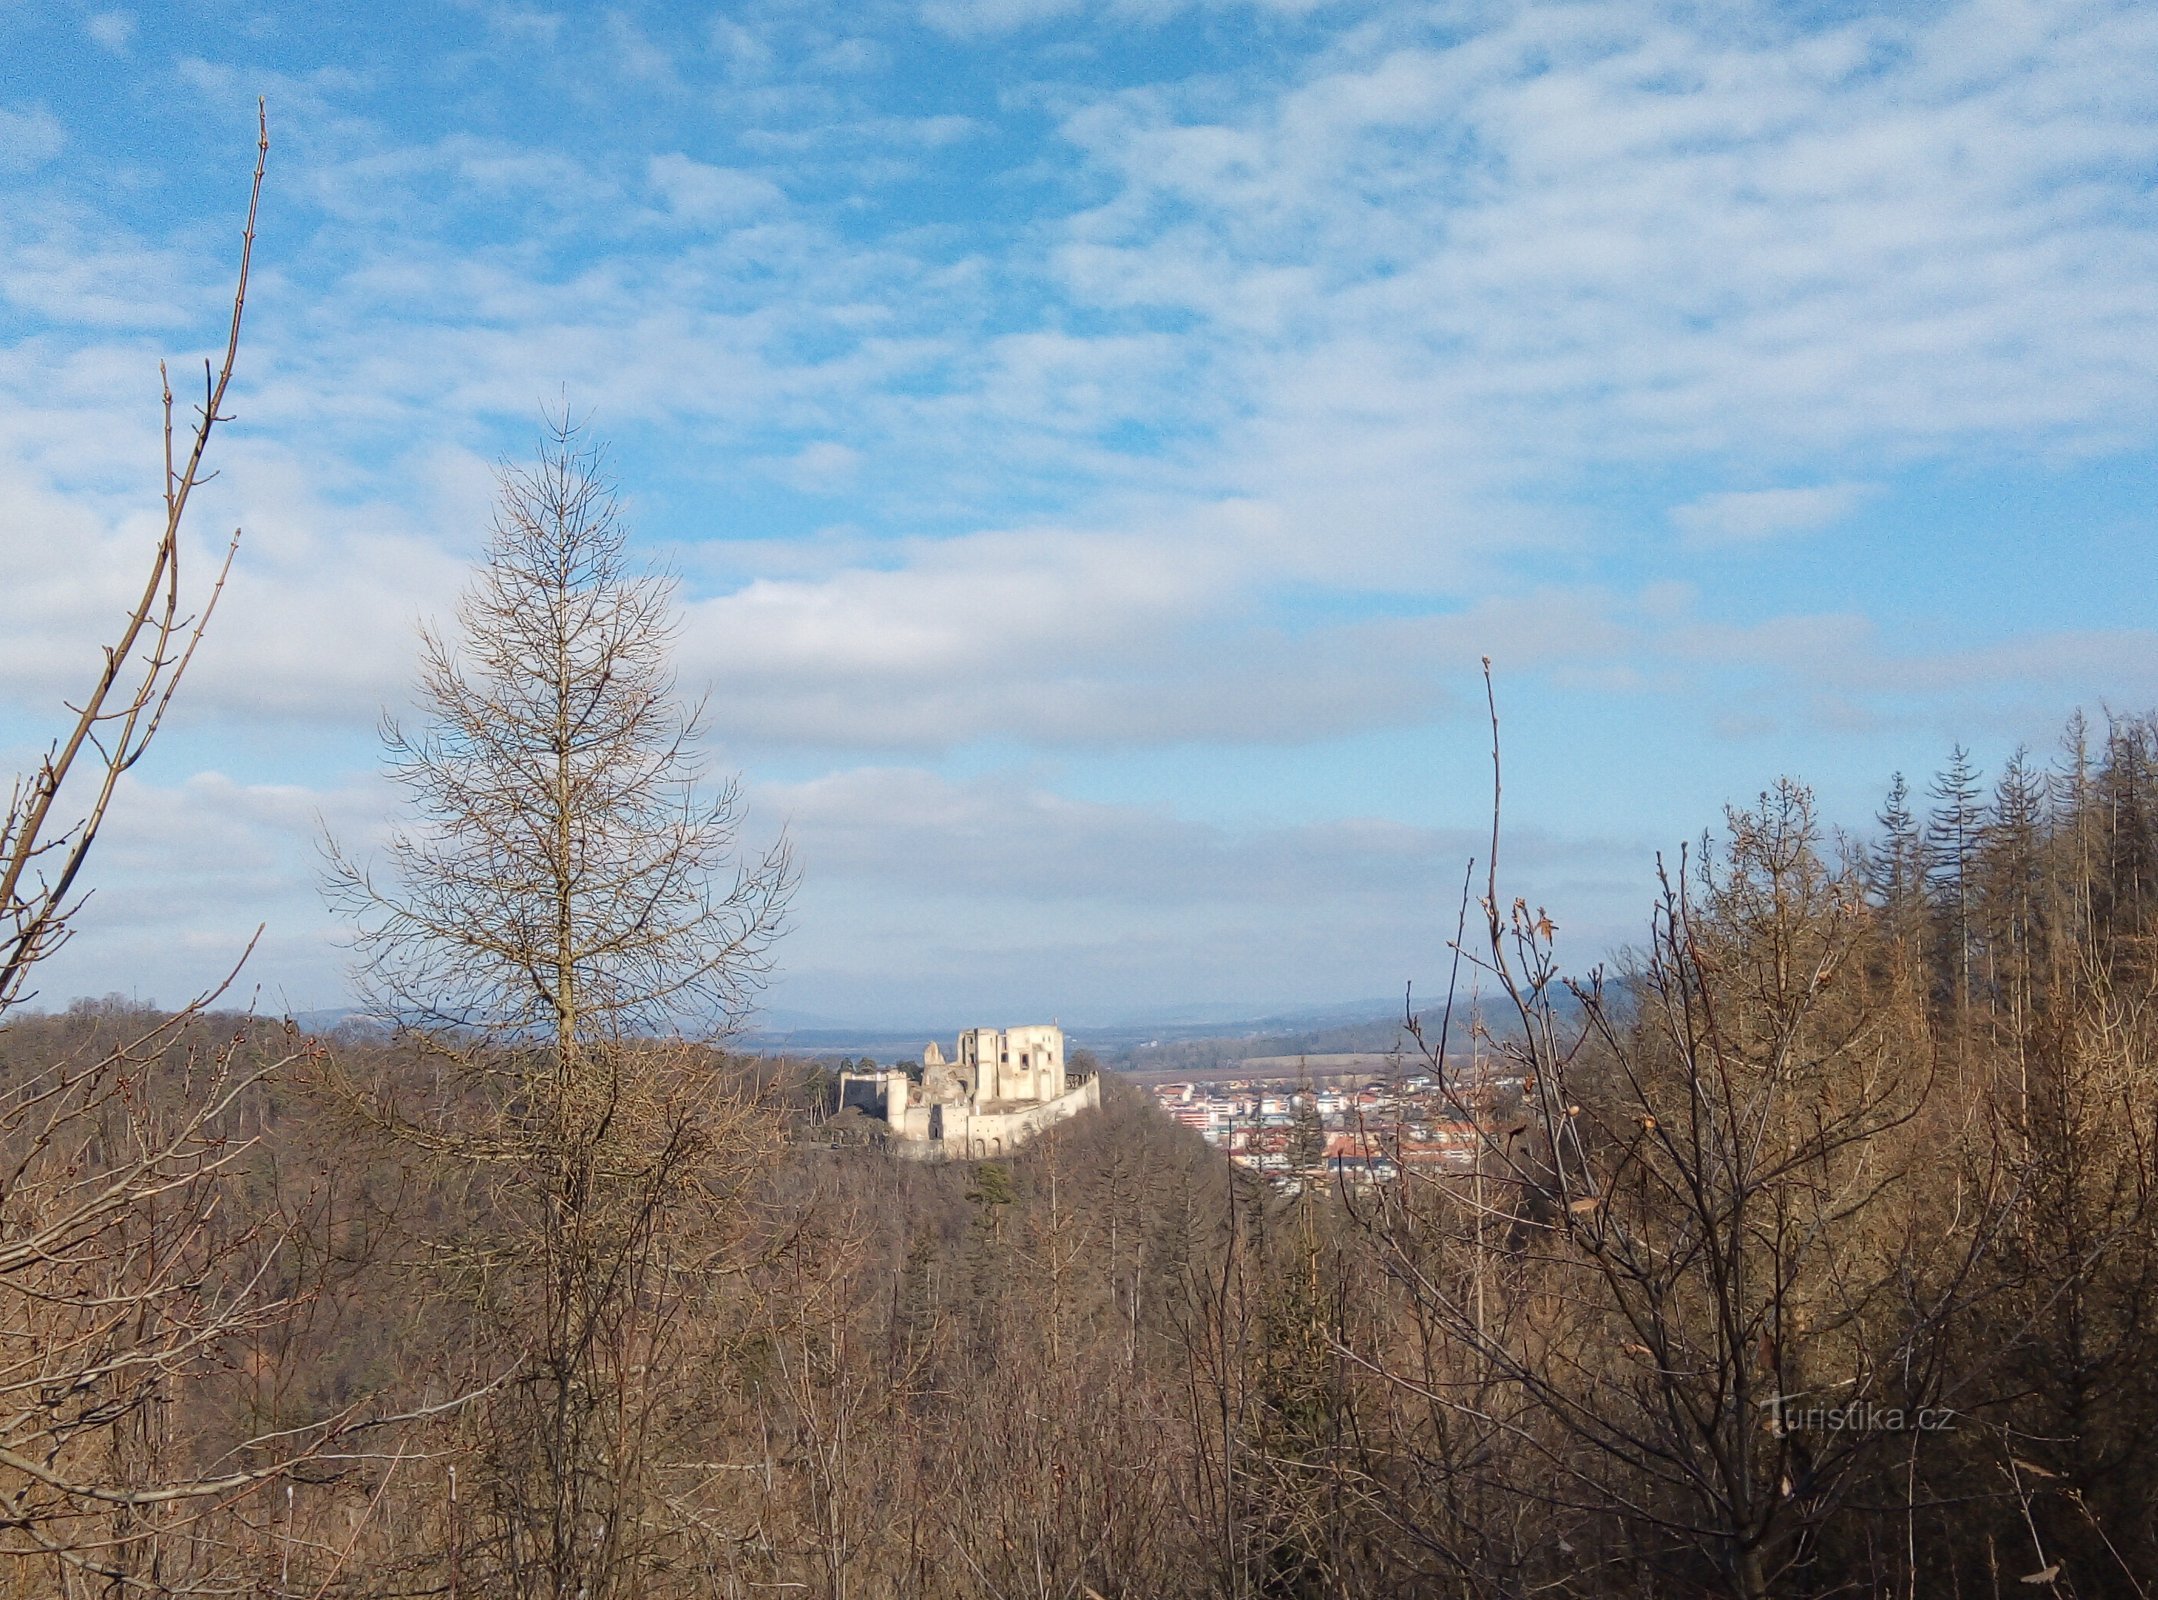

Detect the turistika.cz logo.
[{"left": 1767, "top": 1400, "right": 1956, "bottom": 1434}]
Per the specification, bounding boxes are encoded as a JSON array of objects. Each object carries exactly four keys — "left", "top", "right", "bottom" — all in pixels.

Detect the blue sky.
[{"left": 3, "top": 0, "right": 2155, "bottom": 1025}]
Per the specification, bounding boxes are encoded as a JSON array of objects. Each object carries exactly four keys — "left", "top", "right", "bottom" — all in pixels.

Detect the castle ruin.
[{"left": 838, "top": 1024, "right": 1100, "bottom": 1160}]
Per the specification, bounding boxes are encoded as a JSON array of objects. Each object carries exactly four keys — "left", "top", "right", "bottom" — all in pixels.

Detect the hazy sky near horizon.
[{"left": 3, "top": 0, "right": 2156, "bottom": 1026}]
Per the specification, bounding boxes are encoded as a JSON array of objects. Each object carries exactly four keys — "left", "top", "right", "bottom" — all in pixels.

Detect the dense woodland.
[
  {"left": 10, "top": 134, "right": 2158, "bottom": 1600},
  {"left": 5, "top": 715, "right": 2158, "bottom": 1598}
]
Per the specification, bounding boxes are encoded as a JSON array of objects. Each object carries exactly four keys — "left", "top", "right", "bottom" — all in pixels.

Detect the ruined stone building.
[{"left": 838, "top": 1024, "right": 1100, "bottom": 1159}]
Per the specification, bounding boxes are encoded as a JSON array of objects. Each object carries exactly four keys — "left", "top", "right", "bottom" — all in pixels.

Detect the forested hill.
[
  {"left": 0, "top": 1012, "right": 1255, "bottom": 1595},
  {"left": 13, "top": 711, "right": 2158, "bottom": 1597}
]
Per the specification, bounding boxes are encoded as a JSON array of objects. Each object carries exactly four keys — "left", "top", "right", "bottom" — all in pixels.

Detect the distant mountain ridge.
[
  {"left": 735, "top": 998, "right": 1438, "bottom": 1067},
  {"left": 92, "top": 998, "right": 1470, "bottom": 1068}
]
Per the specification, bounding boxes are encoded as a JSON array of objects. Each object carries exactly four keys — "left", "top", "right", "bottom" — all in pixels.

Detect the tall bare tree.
[
  {"left": 327, "top": 420, "right": 791, "bottom": 1053},
  {"left": 1340, "top": 679, "right": 2010, "bottom": 1599},
  {"left": 0, "top": 116, "right": 261, "bottom": 1021},
  {"left": 324, "top": 419, "right": 793, "bottom": 1599},
  {"left": 0, "top": 106, "right": 436, "bottom": 1594}
]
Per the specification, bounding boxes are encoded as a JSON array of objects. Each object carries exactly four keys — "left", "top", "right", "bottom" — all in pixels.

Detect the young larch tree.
[
  {"left": 323, "top": 418, "right": 794, "bottom": 1599},
  {"left": 327, "top": 417, "right": 792, "bottom": 1059}
]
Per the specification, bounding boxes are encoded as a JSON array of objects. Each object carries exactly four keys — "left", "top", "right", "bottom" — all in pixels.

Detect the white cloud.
[
  {"left": 767, "top": 439, "right": 862, "bottom": 492},
  {"left": 646, "top": 152, "right": 784, "bottom": 220},
  {"left": 919, "top": 0, "right": 1084, "bottom": 37},
  {"left": 606, "top": 10, "right": 683, "bottom": 89},
  {"left": 1053, "top": 0, "right": 2158, "bottom": 479},
  {"left": 759, "top": 765, "right": 1644, "bottom": 1017},
  {"left": 11, "top": 0, "right": 2158, "bottom": 1015},
  {"left": 666, "top": 499, "right": 1463, "bottom": 750},
  {"left": 3, "top": 768, "right": 383, "bottom": 1015},
  {"left": 0, "top": 106, "right": 65, "bottom": 174},
  {"left": 86, "top": 13, "right": 135, "bottom": 53},
  {"left": 1, "top": 751, "right": 1645, "bottom": 1021},
  {"left": 920, "top": 0, "right": 1337, "bottom": 37},
  {"left": 466, "top": 3, "right": 563, "bottom": 44},
  {"left": 1670, "top": 484, "right": 1876, "bottom": 547}
]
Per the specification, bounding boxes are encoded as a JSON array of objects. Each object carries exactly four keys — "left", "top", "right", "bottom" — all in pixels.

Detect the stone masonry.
[{"left": 837, "top": 1024, "right": 1100, "bottom": 1160}]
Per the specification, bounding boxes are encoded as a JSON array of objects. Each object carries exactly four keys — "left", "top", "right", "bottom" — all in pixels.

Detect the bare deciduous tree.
[
  {"left": 0, "top": 113, "right": 261, "bottom": 1022},
  {"left": 0, "top": 1004, "right": 451, "bottom": 1594},
  {"left": 0, "top": 107, "right": 440, "bottom": 1595},
  {"left": 323, "top": 421, "right": 794, "bottom": 1599},
  {"left": 326, "top": 419, "right": 792, "bottom": 1054},
  {"left": 1341, "top": 675, "right": 2011, "bottom": 1599}
]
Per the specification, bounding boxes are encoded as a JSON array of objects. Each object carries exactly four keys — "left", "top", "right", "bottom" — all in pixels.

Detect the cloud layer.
[{"left": 3, "top": 0, "right": 2154, "bottom": 1017}]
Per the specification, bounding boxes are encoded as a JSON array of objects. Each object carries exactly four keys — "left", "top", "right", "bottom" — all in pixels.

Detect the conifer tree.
[
  {"left": 1979, "top": 748, "right": 2047, "bottom": 1017},
  {"left": 328, "top": 419, "right": 792, "bottom": 1050},
  {"left": 1928, "top": 745, "right": 1984, "bottom": 1008},
  {"left": 324, "top": 418, "right": 792, "bottom": 1599},
  {"left": 2096, "top": 716, "right": 2158, "bottom": 938},
  {"left": 1870, "top": 771, "right": 1929, "bottom": 980}
]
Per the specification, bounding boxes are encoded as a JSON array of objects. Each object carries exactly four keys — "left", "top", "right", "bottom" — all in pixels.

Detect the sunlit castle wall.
[{"left": 956, "top": 1024, "right": 1064, "bottom": 1106}]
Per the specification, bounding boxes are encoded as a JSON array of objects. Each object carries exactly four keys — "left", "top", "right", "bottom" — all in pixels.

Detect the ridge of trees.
[{"left": 12, "top": 708, "right": 2158, "bottom": 1596}]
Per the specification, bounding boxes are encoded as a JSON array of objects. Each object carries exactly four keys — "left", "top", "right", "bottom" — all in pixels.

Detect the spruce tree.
[
  {"left": 1927, "top": 745, "right": 1984, "bottom": 1008},
  {"left": 1979, "top": 749, "right": 2046, "bottom": 1019}
]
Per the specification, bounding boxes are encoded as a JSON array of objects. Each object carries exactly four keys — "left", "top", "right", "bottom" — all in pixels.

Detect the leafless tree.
[
  {"left": 1345, "top": 670, "right": 2012, "bottom": 1598},
  {"left": 0, "top": 107, "right": 449, "bottom": 1595},
  {"left": 0, "top": 115, "right": 260, "bottom": 1021},
  {"left": 0, "top": 1005, "right": 466, "bottom": 1595},
  {"left": 322, "top": 421, "right": 794, "bottom": 1599},
  {"left": 325, "top": 418, "right": 792, "bottom": 1055},
  {"left": 0, "top": 111, "right": 277, "bottom": 1595}
]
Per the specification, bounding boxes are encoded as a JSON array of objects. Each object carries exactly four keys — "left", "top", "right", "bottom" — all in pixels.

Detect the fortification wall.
[{"left": 890, "top": 1075, "right": 1100, "bottom": 1162}]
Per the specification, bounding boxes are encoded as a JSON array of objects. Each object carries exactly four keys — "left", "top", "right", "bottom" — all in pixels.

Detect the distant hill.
[{"left": 737, "top": 999, "right": 1432, "bottom": 1069}]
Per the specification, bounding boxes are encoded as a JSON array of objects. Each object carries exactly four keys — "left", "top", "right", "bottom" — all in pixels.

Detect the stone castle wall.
[
  {"left": 888, "top": 1074, "right": 1101, "bottom": 1162},
  {"left": 837, "top": 1023, "right": 1096, "bottom": 1161}
]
